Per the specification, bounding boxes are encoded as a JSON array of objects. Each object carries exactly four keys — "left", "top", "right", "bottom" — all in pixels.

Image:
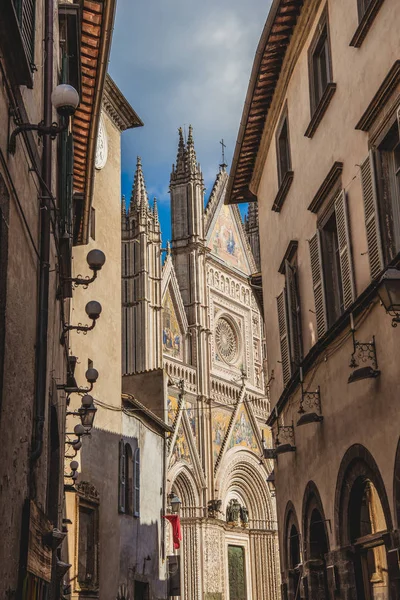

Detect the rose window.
[{"left": 215, "top": 317, "right": 239, "bottom": 364}]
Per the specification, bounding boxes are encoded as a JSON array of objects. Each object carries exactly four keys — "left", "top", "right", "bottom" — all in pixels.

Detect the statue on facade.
[
  {"left": 240, "top": 505, "right": 249, "bottom": 528},
  {"left": 226, "top": 499, "right": 241, "bottom": 526},
  {"left": 207, "top": 499, "right": 222, "bottom": 519}
]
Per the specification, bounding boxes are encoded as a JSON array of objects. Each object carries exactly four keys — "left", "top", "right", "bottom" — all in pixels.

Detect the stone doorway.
[{"left": 228, "top": 545, "right": 247, "bottom": 600}]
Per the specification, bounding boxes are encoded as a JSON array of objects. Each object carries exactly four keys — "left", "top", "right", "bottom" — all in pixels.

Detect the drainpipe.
[{"left": 30, "top": 0, "right": 54, "bottom": 463}]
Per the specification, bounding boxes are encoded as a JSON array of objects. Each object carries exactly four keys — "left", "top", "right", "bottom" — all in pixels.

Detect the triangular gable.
[
  {"left": 162, "top": 254, "right": 188, "bottom": 362},
  {"left": 168, "top": 395, "right": 206, "bottom": 487},
  {"left": 206, "top": 183, "right": 256, "bottom": 275},
  {"left": 214, "top": 388, "right": 266, "bottom": 475},
  {"left": 228, "top": 404, "right": 259, "bottom": 452}
]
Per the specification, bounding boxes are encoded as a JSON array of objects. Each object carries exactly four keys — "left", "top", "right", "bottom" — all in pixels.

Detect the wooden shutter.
[
  {"left": 361, "top": 152, "right": 383, "bottom": 280},
  {"left": 118, "top": 440, "right": 126, "bottom": 513},
  {"left": 277, "top": 291, "right": 291, "bottom": 385},
  {"left": 285, "top": 260, "right": 302, "bottom": 367},
  {"left": 133, "top": 447, "right": 140, "bottom": 517},
  {"left": 309, "top": 231, "right": 327, "bottom": 339},
  {"left": 335, "top": 190, "right": 356, "bottom": 309}
]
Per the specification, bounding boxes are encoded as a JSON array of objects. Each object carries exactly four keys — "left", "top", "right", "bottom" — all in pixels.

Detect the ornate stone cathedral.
[{"left": 122, "top": 127, "right": 279, "bottom": 599}]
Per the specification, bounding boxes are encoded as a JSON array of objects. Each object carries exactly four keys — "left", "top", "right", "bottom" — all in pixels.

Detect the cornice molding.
[
  {"left": 355, "top": 61, "right": 400, "bottom": 132},
  {"left": 103, "top": 74, "right": 143, "bottom": 132},
  {"left": 307, "top": 161, "right": 343, "bottom": 213}
]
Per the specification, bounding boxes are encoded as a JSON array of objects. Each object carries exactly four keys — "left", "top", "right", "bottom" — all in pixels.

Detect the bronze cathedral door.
[{"left": 228, "top": 545, "right": 247, "bottom": 600}]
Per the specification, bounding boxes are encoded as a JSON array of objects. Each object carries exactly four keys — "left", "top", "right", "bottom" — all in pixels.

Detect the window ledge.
[
  {"left": 349, "top": 0, "right": 385, "bottom": 48},
  {"left": 272, "top": 171, "right": 294, "bottom": 213},
  {"left": 305, "top": 83, "right": 337, "bottom": 139}
]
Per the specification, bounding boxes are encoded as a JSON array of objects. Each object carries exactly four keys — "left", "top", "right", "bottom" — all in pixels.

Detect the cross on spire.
[{"left": 219, "top": 138, "right": 227, "bottom": 172}]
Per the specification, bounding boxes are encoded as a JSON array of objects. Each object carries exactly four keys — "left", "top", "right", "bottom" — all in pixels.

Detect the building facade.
[
  {"left": 227, "top": 0, "right": 400, "bottom": 599},
  {"left": 0, "top": 0, "right": 115, "bottom": 598},
  {"left": 122, "top": 128, "right": 280, "bottom": 600},
  {"left": 65, "top": 75, "right": 171, "bottom": 600}
]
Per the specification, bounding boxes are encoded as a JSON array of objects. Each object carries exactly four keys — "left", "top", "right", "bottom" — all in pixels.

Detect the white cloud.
[{"left": 110, "top": 0, "right": 270, "bottom": 220}]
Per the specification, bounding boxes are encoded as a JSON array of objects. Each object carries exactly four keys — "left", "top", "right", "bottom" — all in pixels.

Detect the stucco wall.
[
  {"left": 252, "top": 0, "right": 400, "bottom": 574},
  {"left": 256, "top": 0, "right": 400, "bottom": 402},
  {"left": 0, "top": 3, "right": 67, "bottom": 595}
]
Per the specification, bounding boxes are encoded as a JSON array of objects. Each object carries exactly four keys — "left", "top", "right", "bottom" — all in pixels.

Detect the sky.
[{"left": 109, "top": 0, "right": 271, "bottom": 243}]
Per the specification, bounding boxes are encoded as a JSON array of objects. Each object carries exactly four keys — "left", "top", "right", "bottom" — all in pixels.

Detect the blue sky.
[{"left": 109, "top": 0, "right": 271, "bottom": 242}]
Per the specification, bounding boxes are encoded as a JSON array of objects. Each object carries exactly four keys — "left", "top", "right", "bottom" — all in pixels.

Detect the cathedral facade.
[{"left": 122, "top": 128, "right": 279, "bottom": 600}]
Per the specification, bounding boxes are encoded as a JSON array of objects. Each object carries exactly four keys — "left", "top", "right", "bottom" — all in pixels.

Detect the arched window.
[
  {"left": 349, "top": 478, "right": 389, "bottom": 599},
  {"left": 118, "top": 441, "right": 140, "bottom": 517},
  {"left": 284, "top": 505, "right": 302, "bottom": 600},
  {"left": 335, "top": 444, "right": 400, "bottom": 600},
  {"left": 302, "top": 483, "right": 329, "bottom": 600}
]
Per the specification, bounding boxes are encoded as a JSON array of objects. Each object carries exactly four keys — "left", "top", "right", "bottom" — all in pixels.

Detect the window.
[
  {"left": 312, "top": 28, "right": 330, "bottom": 110},
  {"left": 90, "top": 206, "right": 96, "bottom": 240},
  {"left": 277, "top": 244, "right": 302, "bottom": 386},
  {"left": 118, "top": 440, "right": 140, "bottom": 517},
  {"left": 320, "top": 212, "right": 344, "bottom": 326},
  {"left": 309, "top": 191, "right": 355, "bottom": 339},
  {"left": 134, "top": 447, "right": 140, "bottom": 517},
  {"left": 125, "top": 444, "right": 133, "bottom": 515},
  {"left": 350, "top": 0, "right": 385, "bottom": 48},
  {"left": 76, "top": 482, "right": 99, "bottom": 591},
  {"left": 276, "top": 109, "right": 292, "bottom": 186},
  {"left": 273, "top": 105, "right": 294, "bottom": 212},
  {"left": 306, "top": 7, "right": 336, "bottom": 138},
  {"left": 360, "top": 113, "right": 400, "bottom": 279},
  {"left": 358, "top": 0, "right": 373, "bottom": 17},
  {"left": 350, "top": 479, "right": 390, "bottom": 599},
  {"left": 376, "top": 121, "right": 400, "bottom": 261}
]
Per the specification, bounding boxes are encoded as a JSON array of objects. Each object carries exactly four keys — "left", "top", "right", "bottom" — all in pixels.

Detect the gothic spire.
[
  {"left": 186, "top": 124, "right": 198, "bottom": 173},
  {"left": 131, "top": 156, "right": 149, "bottom": 213},
  {"left": 121, "top": 194, "right": 126, "bottom": 216},
  {"left": 153, "top": 197, "right": 159, "bottom": 224},
  {"left": 175, "top": 127, "right": 186, "bottom": 174}
]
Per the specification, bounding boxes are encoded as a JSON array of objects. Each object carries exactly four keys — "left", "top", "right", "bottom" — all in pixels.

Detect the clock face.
[{"left": 95, "top": 116, "right": 108, "bottom": 170}]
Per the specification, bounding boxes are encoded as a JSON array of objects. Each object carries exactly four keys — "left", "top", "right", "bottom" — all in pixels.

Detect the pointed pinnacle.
[
  {"left": 121, "top": 194, "right": 126, "bottom": 215},
  {"left": 186, "top": 124, "right": 197, "bottom": 172},
  {"left": 175, "top": 127, "right": 186, "bottom": 173},
  {"left": 187, "top": 124, "right": 193, "bottom": 145},
  {"left": 153, "top": 197, "right": 159, "bottom": 223},
  {"left": 131, "top": 156, "right": 149, "bottom": 214}
]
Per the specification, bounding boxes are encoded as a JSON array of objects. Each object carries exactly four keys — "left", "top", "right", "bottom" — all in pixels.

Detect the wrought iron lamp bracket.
[
  {"left": 64, "top": 271, "right": 98, "bottom": 289},
  {"left": 60, "top": 320, "right": 96, "bottom": 345},
  {"left": 299, "top": 384, "right": 322, "bottom": 414},
  {"left": 349, "top": 331, "right": 378, "bottom": 369},
  {"left": 275, "top": 422, "right": 295, "bottom": 447}
]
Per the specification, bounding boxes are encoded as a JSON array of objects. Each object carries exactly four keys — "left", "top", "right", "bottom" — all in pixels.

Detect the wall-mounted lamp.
[
  {"left": 266, "top": 470, "right": 276, "bottom": 497},
  {"left": 58, "top": 367, "right": 99, "bottom": 395},
  {"left": 61, "top": 300, "right": 102, "bottom": 344},
  {"left": 168, "top": 492, "right": 182, "bottom": 514},
  {"left": 9, "top": 84, "right": 79, "bottom": 154},
  {"left": 377, "top": 267, "right": 400, "bottom": 327},
  {"left": 64, "top": 249, "right": 106, "bottom": 289},
  {"left": 275, "top": 423, "right": 296, "bottom": 454},
  {"left": 348, "top": 314, "right": 380, "bottom": 383},
  {"left": 67, "top": 394, "right": 97, "bottom": 431},
  {"left": 297, "top": 370, "right": 323, "bottom": 426}
]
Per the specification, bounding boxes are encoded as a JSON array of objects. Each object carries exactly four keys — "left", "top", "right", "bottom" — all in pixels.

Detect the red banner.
[{"left": 163, "top": 515, "right": 182, "bottom": 549}]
